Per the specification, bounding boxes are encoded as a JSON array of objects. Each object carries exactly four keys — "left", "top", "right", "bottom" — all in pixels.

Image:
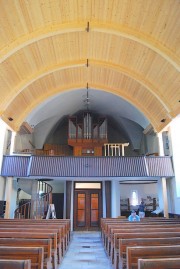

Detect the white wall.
[
  {"left": 33, "top": 116, "right": 60, "bottom": 149},
  {"left": 118, "top": 117, "right": 144, "bottom": 151},
  {"left": 19, "top": 190, "right": 31, "bottom": 200},
  {"left": 146, "top": 133, "right": 159, "bottom": 155},
  {"left": 120, "top": 181, "right": 158, "bottom": 211},
  {"left": 46, "top": 181, "right": 64, "bottom": 193},
  {"left": 14, "top": 133, "right": 34, "bottom": 153},
  {"left": 10, "top": 179, "right": 18, "bottom": 218}
]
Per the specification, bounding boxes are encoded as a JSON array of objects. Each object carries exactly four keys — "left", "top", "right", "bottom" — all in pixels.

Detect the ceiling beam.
[{"left": 0, "top": 24, "right": 179, "bottom": 71}]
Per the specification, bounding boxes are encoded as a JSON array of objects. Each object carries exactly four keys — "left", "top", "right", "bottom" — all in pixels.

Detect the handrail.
[
  {"left": 104, "top": 143, "right": 129, "bottom": 156},
  {"left": 14, "top": 180, "right": 52, "bottom": 219}
]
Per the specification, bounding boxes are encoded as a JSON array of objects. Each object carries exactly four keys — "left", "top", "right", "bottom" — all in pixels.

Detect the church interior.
[{"left": 0, "top": 0, "right": 180, "bottom": 268}]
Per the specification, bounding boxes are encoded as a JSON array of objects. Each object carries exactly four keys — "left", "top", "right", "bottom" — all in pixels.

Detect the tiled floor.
[{"left": 58, "top": 231, "right": 113, "bottom": 269}]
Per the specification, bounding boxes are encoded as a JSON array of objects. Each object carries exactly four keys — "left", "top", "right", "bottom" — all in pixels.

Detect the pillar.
[
  {"left": 169, "top": 115, "right": 180, "bottom": 197},
  {"left": 30, "top": 180, "right": 38, "bottom": 218},
  {"left": 157, "top": 132, "right": 165, "bottom": 156},
  {"left": 70, "top": 181, "right": 74, "bottom": 231},
  {"left": 102, "top": 181, "right": 106, "bottom": 218},
  {"left": 162, "top": 177, "right": 169, "bottom": 218},
  {"left": 157, "top": 131, "right": 169, "bottom": 217},
  {"left": 10, "top": 131, "right": 16, "bottom": 155},
  {"left": 63, "top": 181, "right": 66, "bottom": 219},
  {"left": 0, "top": 120, "right": 7, "bottom": 200},
  {"left": 111, "top": 180, "right": 120, "bottom": 217},
  {"left": 4, "top": 177, "right": 13, "bottom": 218}
]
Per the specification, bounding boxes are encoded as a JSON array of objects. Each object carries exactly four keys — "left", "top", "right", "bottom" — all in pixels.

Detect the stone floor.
[{"left": 58, "top": 231, "right": 113, "bottom": 269}]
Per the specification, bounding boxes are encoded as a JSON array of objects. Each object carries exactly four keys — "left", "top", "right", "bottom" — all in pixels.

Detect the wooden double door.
[{"left": 74, "top": 189, "right": 102, "bottom": 230}]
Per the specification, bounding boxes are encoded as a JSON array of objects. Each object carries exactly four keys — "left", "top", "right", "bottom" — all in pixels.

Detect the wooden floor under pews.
[{"left": 101, "top": 217, "right": 180, "bottom": 269}]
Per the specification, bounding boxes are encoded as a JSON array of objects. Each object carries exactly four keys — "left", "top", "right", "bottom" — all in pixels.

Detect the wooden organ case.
[{"left": 68, "top": 112, "right": 108, "bottom": 156}]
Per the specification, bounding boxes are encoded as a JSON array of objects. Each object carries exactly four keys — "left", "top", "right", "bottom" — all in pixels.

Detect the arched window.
[{"left": 131, "top": 190, "right": 138, "bottom": 206}]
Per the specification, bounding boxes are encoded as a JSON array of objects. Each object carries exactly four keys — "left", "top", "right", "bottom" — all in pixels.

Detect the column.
[
  {"left": 63, "top": 181, "right": 66, "bottom": 219},
  {"left": 162, "top": 177, "right": 169, "bottom": 218},
  {"left": 157, "top": 178, "right": 163, "bottom": 210},
  {"left": 157, "top": 132, "right": 165, "bottom": 156},
  {"left": 111, "top": 180, "right": 120, "bottom": 217},
  {"left": 10, "top": 131, "right": 16, "bottom": 155},
  {"left": 31, "top": 180, "right": 38, "bottom": 219},
  {"left": 70, "top": 181, "right": 74, "bottom": 231},
  {"left": 0, "top": 120, "right": 7, "bottom": 200},
  {"left": 169, "top": 115, "right": 180, "bottom": 197},
  {"left": 105, "top": 181, "right": 111, "bottom": 217},
  {"left": 4, "top": 177, "right": 13, "bottom": 218},
  {"left": 102, "top": 181, "right": 106, "bottom": 218},
  {"left": 157, "top": 131, "right": 169, "bottom": 217}
]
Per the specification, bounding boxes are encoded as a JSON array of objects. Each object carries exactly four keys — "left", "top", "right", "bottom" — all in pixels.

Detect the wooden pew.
[
  {"left": 0, "top": 227, "right": 61, "bottom": 265},
  {"left": 0, "top": 259, "right": 31, "bottom": 269},
  {"left": 127, "top": 245, "right": 180, "bottom": 269},
  {"left": 0, "top": 232, "right": 57, "bottom": 269},
  {"left": 138, "top": 257, "right": 180, "bottom": 269},
  {"left": 101, "top": 217, "right": 180, "bottom": 237},
  {"left": 118, "top": 237, "right": 180, "bottom": 269},
  {"left": 114, "top": 232, "right": 180, "bottom": 269},
  {"left": 0, "top": 246, "right": 43, "bottom": 269},
  {"left": 103, "top": 220, "right": 180, "bottom": 250},
  {"left": 0, "top": 223, "right": 65, "bottom": 262},
  {"left": 100, "top": 217, "right": 180, "bottom": 268},
  {"left": 0, "top": 238, "right": 51, "bottom": 269},
  {"left": 110, "top": 225, "right": 180, "bottom": 263},
  {"left": 0, "top": 219, "right": 71, "bottom": 250}
]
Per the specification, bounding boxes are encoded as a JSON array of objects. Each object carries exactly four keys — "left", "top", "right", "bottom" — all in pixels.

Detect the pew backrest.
[
  {"left": 127, "top": 245, "right": 180, "bottom": 269},
  {"left": 119, "top": 237, "right": 180, "bottom": 259},
  {"left": 0, "top": 246, "right": 44, "bottom": 269},
  {"left": 0, "top": 232, "right": 57, "bottom": 252},
  {"left": 0, "top": 238, "right": 51, "bottom": 261},
  {"left": 138, "top": 257, "right": 180, "bottom": 269},
  {"left": 0, "top": 259, "right": 31, "bottom": 269}
]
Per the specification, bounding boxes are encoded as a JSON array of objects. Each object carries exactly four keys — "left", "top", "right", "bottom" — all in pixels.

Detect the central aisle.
[{"left": 59, "top": 231, "right": 113, "bottom": 269}]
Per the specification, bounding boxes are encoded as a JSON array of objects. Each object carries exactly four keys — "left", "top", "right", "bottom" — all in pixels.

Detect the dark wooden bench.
[
  {"left": 0, "top": 219, "right": 71, "bottom": 251},
  {"left": 0, "top": 232, "right": 57, "bottom": 269},
  {"left": 0, "top": 238, "right": 51, "bottom": 269},
  {"left": 114, "top": 232, "right": 180, "bottom": 269},
  {"left": 118, "top": 237, "right": 180, "bottom": 269},
  {"left": 0, "top": 227, "right": 61, "bottom": 265},
  {"left": 103, "top": 220, "right": 180, "bottom": 251},
  {"left": 101, "top": 217, "right": 180, "bottom": 240},
  {"left": 0, "top": 246, "right": 43, "bottom": 269},
  {"left": 0, "top": 259, "right": 31, "bottom": 269},
  {"left": 127, "top": 245, "right": 180, "bottom": 269},
  {"left": 138, "top": 257, "right": 180, "bottom": 269},
  {"left": 0, "top": 223, "right": 65, "bottom": 263},
  {"left": 110, "top": 225, "right": 180, "bottom": 263}
]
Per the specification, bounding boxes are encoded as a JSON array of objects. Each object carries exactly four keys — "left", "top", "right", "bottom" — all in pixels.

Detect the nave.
[
  {"left": 0, "top": 217, "right": 180, "bottom": 268},
  {"left": 59, "top": 232, "right": 113, "bottom": 269}
]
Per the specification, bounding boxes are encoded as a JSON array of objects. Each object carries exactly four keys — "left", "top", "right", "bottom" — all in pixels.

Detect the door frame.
[{"left": 73, "top": 181, "right": 102, "bottom": 230}]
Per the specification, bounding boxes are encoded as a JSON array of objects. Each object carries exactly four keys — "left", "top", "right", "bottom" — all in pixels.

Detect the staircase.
[{"left": 14, "top": 180, "right": 53, "bottom": 219}]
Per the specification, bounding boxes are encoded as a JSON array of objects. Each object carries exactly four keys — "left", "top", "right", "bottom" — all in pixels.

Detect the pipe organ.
[{"left": 68, "top": 112, "right": 108, "bottom": 156}]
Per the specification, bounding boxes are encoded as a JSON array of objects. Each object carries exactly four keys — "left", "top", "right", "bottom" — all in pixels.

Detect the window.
[
  {"left": 131, "top": 190, "right": 138, "bottom": 206},
  {"left": 75, "top": 182, "right": 101, "bottom": 189}
]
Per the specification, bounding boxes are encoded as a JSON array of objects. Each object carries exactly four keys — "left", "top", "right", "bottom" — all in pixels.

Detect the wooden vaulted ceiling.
[{"left": 0, "top": 0, "right": 179, "bottom": 133}]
